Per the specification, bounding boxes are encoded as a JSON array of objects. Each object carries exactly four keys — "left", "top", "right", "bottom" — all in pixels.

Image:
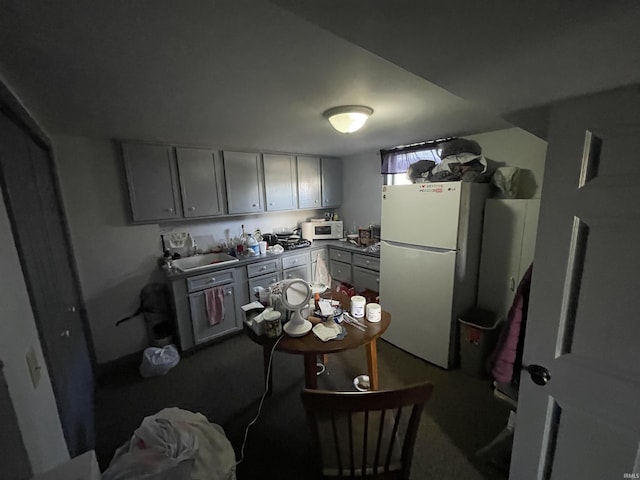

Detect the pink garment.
[
  {"left": 204, "top": 287, "right": 225, "bottom": 326},
  {"left": 490, "top": 265, "right": 533, "bottom": 384}
]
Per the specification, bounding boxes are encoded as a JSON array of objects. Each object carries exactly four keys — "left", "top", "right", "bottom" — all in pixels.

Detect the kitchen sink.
[{"left": 172, "top": 252, "right": 239, "bottom": 273}]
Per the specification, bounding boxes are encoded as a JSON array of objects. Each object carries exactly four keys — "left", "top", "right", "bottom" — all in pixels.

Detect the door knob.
[
  {"left": 60, "top": 330, "right": 70, "bottom": 337},
  {"left": 526, "top": 364, "right": 551, "bottom": 386}
]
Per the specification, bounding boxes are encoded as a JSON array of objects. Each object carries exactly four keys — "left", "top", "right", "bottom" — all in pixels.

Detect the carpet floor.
[{"left": 95, "top": 333, "right": 511, "bottom": 479}]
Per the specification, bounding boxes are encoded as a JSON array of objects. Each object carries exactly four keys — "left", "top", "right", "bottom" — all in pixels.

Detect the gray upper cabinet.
[
  {"left": 297, "top": 155, "right": 321, "bottom": 209},
  {"left": 223, "top": 151, "right": 264, "bottom": 214},
  {"left": 263, "top": 153, "right": 297, "bottom": 211},
  {"left": 176, "top": 147, "right": 225, "bottom": 218},
  {"left": 321, "top": 157, "right": 342, "bottom": 207},
  {"left": 122, "top": 143, "right": 181, "bottom": 222}
]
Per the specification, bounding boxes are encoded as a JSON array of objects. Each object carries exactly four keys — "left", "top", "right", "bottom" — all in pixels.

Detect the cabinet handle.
[
  {"left": 271, "top": 277, "right": 276, "bottom": 282},
  {"left": 66, "top": 306, "right": 77, "bottom": 313},
  {"left": 261, "top": 266, "right": 267, "bottom": 271},
  {"left": 165, "top": 207, "right": 174, "bottom": 213},
  {"left": 209, "top": 277, "right": 216, "bottom": 283},
  {"left": 225, "top": 290, "right": 231, "bottom": 296},
  {"left": 287, "top": 273, "right": 292, "bottom": 278},
  {"left": 376, "top": 278, "right": 379, "bottom": 283},
  {"left": 365, "top": 260, "right": 370, "bottom": 265},
  {"left": 269, "top": 202, "right": 275, "bottom": 206},
  {"left": 314, "top": 199, "right": 318, "bottom": 203},
  {"left": 293, "top": 259, "right": 298, "bottom": 264},
  {"left": 60, "top": 330, "right": 70, "bottom": 337},
  {"left": 187, "top": 206, "right": 196, "bottom": 211},
  {"left": 509, "top": 277, "right": 516, "bottom": 291},
  {"left": 252, "top": 203, "right": 258, "bottom": 207}
]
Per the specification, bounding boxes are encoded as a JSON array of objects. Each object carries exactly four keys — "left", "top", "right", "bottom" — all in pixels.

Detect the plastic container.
[
  {"left": 246, "top": 234, "right": 260, "bottom": 255},
  {"left": 458, "top": 308, "right": 501, "bottom": 377},
  {"left": 350, "top": 295, "right": 366, "bottom": 318}
]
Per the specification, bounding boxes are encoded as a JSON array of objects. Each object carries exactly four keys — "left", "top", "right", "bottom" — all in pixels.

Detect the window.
[{"left": 380, "top": 138, "right": 452, "bottom": 185}]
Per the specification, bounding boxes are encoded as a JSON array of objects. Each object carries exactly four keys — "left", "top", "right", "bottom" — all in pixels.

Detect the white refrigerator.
[{"left": 379, "top": 182, "right": 489, "bottom": 369}]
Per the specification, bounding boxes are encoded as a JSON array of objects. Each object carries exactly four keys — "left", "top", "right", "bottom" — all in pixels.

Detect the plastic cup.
[{"left": 259, "top": 241, "right": 267, "bottom": 254}]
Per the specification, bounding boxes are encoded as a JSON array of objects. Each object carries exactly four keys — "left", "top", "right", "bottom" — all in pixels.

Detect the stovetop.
[{"left": 278, "top": 238, "right": 312, "bottom": 251}]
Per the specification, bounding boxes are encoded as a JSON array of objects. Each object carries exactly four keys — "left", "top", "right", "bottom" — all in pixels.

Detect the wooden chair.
[{"left": 301, "top": 383, "right": 434, "bottom": 479}]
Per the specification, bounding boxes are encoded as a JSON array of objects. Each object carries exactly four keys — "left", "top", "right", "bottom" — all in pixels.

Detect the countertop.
[{"left": 165, "top": 239, "right": 379, "bottom": 280}]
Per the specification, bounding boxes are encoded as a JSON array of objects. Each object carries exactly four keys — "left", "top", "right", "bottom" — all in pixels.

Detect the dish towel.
[{"left": 204, "top": 287, "right": 225, "bottom": 326}]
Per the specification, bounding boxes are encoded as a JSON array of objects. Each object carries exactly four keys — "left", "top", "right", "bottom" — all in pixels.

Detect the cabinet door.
[
  {"left": 176, "top": 147, "right": 225, "bottom": 218},
  {"left": 477, "top": 199, "right": 540, "bottom": 318},
  {"left": 353, "top": 266, "right": 380, "bottom": 293},
  {"left": 122, "top": 143, "right": 181, "bottom": 221},
  {"left": 321, "top": 157, "right": 343, "bottom": 207},
  {"left": 189, "top": 284, "right": 240, "bottom": 344},
  {"left": 264, "top": 153, "right": 297, "bottom": 211},
  {"left": 223, "top": 151, "right": 264, "bottom": 214},
  {"left": 283, "top": 264, "right": 311, "bottom": 282},
  {"left": 330, "top": 260, "right": 352, "bottom": 284},
  {"left": 296, "top": 155, "right": 321, "bottom": 209},
  {"left": 248, "top": 272, "right": 282, "bottom": 300}
]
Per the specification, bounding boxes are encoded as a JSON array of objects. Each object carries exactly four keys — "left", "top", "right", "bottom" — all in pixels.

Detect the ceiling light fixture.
[{"left": 323, "top": 105, "right": 373, "bottom": 134}]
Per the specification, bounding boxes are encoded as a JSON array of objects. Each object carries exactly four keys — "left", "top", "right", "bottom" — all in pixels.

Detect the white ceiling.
[{"left": 1, "top": 0, "right": 639, "bottom": 157}]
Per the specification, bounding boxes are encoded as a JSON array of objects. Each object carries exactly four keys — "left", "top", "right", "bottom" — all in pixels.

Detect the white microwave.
[{"left": 302, "top": 221, "right": 343, "bottom": 240}]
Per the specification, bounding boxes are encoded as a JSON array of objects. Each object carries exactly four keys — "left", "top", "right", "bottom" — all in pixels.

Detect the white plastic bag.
[
  {"left": 102, "top": 408, "right": 237, "bottom": 480},
  {"left": 139, "top": 344, "right": 180, "bottom": 378}
]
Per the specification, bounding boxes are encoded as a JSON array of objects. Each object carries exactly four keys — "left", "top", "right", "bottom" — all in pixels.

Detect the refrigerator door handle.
[{"left": 382, "top": 240, "right": 458, "bottom": 254}]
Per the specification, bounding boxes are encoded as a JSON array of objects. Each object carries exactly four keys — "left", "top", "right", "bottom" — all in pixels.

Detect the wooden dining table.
[{"left": 244, "top": 292, "right": 391, "bottom": 392}]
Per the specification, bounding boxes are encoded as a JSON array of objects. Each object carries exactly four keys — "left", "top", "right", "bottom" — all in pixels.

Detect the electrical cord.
[{"left": 235, "top": 333, "right": 284, "bottom": 465}]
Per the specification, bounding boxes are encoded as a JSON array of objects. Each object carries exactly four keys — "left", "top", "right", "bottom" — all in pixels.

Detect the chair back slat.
[{"left": 302, "top": 382, "right": 434, "bottom": 480}]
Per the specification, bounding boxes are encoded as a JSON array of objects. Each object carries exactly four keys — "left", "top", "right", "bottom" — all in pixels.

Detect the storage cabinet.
[
  {"left": 223, "top": 151, "right": 264, "bottom": 214},
  {"left": 176, "top": 147, "right": 225, "bottom": 218},
  {"left": 352, "top": 253, "right": 380, "bottom": 293},
  {"left": 477, "top": 199, "right": 540, "bottom": 319},
  {"left": 169, "top": 266, "right": 248, "bottom": 351},
  {"left": 189, "top": 284, "right": 239, "bottom": 344},
  {"left": 122, "top": 140, "right": 340, "bottom": 222},
  {"left": 296, "top": 155, "right": 321, "bottom": 209},
  {"left": 247, "top": 258, "right": 282, "bottom": 299},
  {"left": 185, "top": 268, "right": 243, "bottom": 345},
  {"left": 122, "top": 143, "right": 181, "bottom": 222},
  {"left": 282, "top": 251, "right": 311, "bottom": 281},
  {"left": 321, "top": 157, "right": 343, "bottom": 208},
  {"left": 330, "top": 248, "right": 352, "bottom": 284},
  {"left": 263, "top": 153, "right": 297, "bottom": 211}
]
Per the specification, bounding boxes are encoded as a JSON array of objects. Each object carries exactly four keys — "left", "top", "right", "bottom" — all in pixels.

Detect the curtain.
[{"left": 380, "top": 138, "right": 452, "bottom": 174}]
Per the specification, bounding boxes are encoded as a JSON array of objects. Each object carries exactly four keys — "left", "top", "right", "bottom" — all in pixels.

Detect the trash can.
[{"left": 458, "top": 308, "right": 501, "bottom": 377}]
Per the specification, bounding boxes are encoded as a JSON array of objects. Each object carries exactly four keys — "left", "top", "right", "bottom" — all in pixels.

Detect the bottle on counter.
[
  {"left": 162, "top": 249, "right": 173, "bottom": 271},
  {"left": 247, "top": 233, "right": 260, "bottom": 255}
]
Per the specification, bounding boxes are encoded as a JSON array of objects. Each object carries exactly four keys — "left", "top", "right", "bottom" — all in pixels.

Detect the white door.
[
  {"left": 510, "top": 87, "right": 640, "bottom": 479},
  {"left": 379, "top": 240, "right": 456, "bottom": 368},
  {"left": 381, "top": 183, "right": 462, "bottom": 249}
]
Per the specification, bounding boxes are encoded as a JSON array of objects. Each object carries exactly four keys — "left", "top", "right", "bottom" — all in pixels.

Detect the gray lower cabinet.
[
  {"left": 321, "top": 157, "right": 343, "bottom": 208},
  {"left": 247, "top": 258, "right": 281, "bottom": 299},
  {"left": 297, "top": 155, "right": 321, "bottom": 208},
  {"left": 352, "top": 253, "right": 380, "bottom": 293},
  {"left": 282, "top": 251, "right": 311, "bottom": 281},
  {"left": 329, "top": 248, "right": 352, "bottom": 284},
  {"left": 176, "top": 147, "right": 225, "bottom": 218},
  {"left": 122, "top": 143, "right": 181, "bottom": 222},
  {"left": 169, "top": 266, "right": 248, "bottom": 351},
  {"left": 223, "top": 151, "right": 264, "bottom": 214},
  {"left": 263, "top": 153, "right": 297, "bottom": 211},
  {"left": 189, "top": 284, "right": 239, "bottom": 344}
]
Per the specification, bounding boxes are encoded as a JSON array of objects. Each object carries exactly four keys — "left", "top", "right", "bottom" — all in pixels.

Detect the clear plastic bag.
[{"left": 139, "top": 344, "right": 180, "bottom": 378}]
